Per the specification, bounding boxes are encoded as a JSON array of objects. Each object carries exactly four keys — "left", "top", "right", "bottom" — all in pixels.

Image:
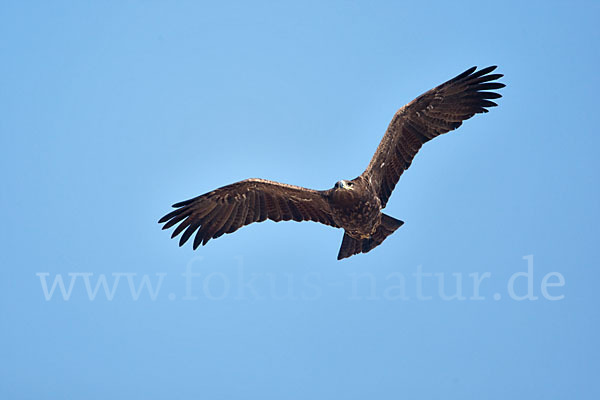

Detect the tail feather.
[{"left": 337, "top": 214, "right": 404, "bottom": 260}]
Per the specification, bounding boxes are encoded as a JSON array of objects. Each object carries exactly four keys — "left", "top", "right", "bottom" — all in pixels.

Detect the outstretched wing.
[
  {"left": 363, "top": 66, "right": 505, "bottom": 207},
  {"left": 158, "top": 178, "right": 338, "bottom": 249}
]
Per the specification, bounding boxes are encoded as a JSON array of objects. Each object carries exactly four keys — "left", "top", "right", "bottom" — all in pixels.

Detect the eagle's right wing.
[
  {"left": 363, "top": 66, "right": 505, "bottom": 207},
  {"left": 159, "top": 178, "right": 338, "bottom": 249}
]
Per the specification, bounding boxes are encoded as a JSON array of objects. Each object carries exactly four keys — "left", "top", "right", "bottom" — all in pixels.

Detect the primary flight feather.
[{"left": 159, "top": 66, "right": 505, "bottom": 260}]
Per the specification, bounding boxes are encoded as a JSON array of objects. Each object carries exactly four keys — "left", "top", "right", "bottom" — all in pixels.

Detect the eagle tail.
[{"left": 337, "top": 214, "right": 404, "bottom": 260}]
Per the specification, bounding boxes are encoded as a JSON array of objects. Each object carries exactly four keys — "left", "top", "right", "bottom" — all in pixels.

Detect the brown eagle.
[{"left": 159, "top": 66, "right": 504, "bottom": 260}]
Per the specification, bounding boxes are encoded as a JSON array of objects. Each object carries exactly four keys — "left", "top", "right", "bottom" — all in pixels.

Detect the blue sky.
[{"left": 1, "top": 1, "right": 598, "bottom": 399}]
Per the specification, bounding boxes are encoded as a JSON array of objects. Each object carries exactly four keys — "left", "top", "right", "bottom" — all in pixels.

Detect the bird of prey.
[{"left": 159, "top": 66, "right": 504, "bottom": 260}]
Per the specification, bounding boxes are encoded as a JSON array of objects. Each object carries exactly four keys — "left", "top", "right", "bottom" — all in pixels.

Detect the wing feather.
[
  {"left": 264, "top": 192, "right": 281, "bottom": 221},
  {"left": 363, "top": 66, "right": 504, "bottom": 206},
  {"left": 243, "top": 191, "right": 257, "bottom": 225},
  {"left": 256, "top": 192, "right": 268, "bottom": 222},
  {"left": 278, "top": 197, "right": 292, "bottom": 221},
  {"left": 214, "top": 202, "right": 240, "bottom": 238}
]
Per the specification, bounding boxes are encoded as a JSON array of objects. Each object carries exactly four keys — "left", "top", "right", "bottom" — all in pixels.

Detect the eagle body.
[
  {"left": 329, "top": 177, "right": 382, "bottom": 239},
  {"left": 159, "top": 66, "right": 504, "bottom": 260}
]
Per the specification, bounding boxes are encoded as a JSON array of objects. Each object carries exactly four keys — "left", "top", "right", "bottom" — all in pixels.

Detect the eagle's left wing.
[
  {"left": 362, "top": 66, "right": 505, "bottom": 207},
  {"left": 159, "top": 178, "right": 338, "bottom": 249}
]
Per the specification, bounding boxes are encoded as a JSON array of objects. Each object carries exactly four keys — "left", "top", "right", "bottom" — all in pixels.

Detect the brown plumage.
[{"left": 159, "top": 66, "right": 504, "bottom": 260}]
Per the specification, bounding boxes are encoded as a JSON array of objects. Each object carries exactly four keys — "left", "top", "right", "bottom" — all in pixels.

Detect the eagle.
[{"left": 159, "top": 66, "right": 504, "bottom": 260}]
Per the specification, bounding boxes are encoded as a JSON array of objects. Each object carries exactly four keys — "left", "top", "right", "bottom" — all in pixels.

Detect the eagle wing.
[
  {"left": 363, "top": 66, "right": 505, "bottom": 207},
  {"left": 158, "top": 178, "right": 338, "bottom": 249}
]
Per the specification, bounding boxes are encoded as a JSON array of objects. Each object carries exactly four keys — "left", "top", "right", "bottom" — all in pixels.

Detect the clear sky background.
[{"left": 1, "top": 1, "right": 598, "bottom": 399}]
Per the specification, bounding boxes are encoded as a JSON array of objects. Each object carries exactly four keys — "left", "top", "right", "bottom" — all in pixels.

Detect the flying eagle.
[{"left": 159, "top": 66, "right": 504, "bottom": 260}]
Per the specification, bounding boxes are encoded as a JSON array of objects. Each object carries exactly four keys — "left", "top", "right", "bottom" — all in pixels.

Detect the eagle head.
[{"left": 334, "top": 180, "right": 354, "bottom": 190}]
